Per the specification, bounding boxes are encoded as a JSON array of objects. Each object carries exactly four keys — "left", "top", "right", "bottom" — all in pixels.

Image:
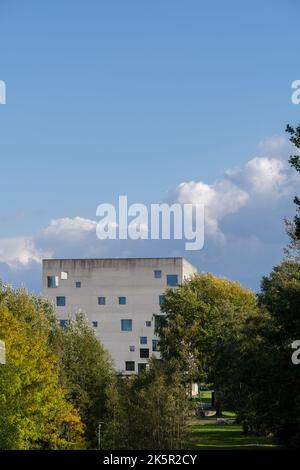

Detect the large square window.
[
  {"left": 119, "top": 297, "right": 126, "bottom": 305},
  {"left": 166, "top": 274, "right": 178, "bottom": 286},
  {"left": 125, "top": 361, "right": 135, "bottom": 371},
  {"left": 140, "top": 348, "right": 149, "bottom": 358},
  {"left": 56, "top": 296, "right": 66, "bottom": 307},
  {"left": 47, "top": 275, "right": 59, "bottom": 288},
  {"left": 121, "top": 319, "right": 132, "bottom": 331}
]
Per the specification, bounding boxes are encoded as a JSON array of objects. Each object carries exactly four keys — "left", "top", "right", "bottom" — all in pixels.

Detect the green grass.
[
  {"left": 200, "top": 390, "right": 212, "bottom": 402},
  {"left": 187, "top": 422, "right": 279, "bottom": 450}
]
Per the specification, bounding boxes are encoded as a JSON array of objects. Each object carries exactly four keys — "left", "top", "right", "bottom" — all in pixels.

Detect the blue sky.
[{"left": 0, "top": 0, "right": 299, "bottom": 291}]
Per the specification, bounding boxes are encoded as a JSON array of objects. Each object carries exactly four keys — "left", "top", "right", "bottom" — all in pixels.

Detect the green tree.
[
  {"left": 104, "top": 360, "right": 189, "bottom": 450},
  {"left": 257, "top": 260, "right": 300, "bottom": 446},
  {"left": 157, "top": 273, "right": 259, "bottom": 389},
  {"left": 285, "top": 123, "right": 300, "bottom": 258},
  {"left": 215, "top": 261, "right": 300, "bottom": 446},
  {"left": 52, "top": 314, "right": 115, "bottom": 448},
  {"left": 0, "top": 285, "right": 85, "bottom": 449}
]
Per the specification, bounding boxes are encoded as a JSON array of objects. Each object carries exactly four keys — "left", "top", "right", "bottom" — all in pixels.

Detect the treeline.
[
  {"left": 157, "top": 123, "right": 300, "bottom": 448},
  {"left": 0, "top": 285, "right": 188, "bottom": 449}
]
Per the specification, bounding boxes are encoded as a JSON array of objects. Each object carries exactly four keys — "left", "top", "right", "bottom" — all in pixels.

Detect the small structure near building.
[{"left": 0, "top": 340, "right": 6, "bottom": 364}]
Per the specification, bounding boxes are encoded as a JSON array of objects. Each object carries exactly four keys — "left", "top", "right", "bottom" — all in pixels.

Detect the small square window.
[
  {"left": 159, "top": 295, "right": 165, "bottom": 306},
  {"left": 129, "top": 345, "right": 135, "bottom": 352},
  {"left": 125, "top": 361, "right": 135, "bottom": 372},
  {"left": 98, "top": 297, "right": 106, "bottom": 305},
  {"left": 92, "top": 321, "right": 98, "bottom": 328},
  {"left": 166, "top": 274, "right": 178, "bottom": 286},
  {"left": 119, "top": 297, "right": 126, "bottom": 305},
  {"left": 59, "top": 319, "right": 69, "bottom": 328},
  {"left": 75, "top": 281, "right": 81, "bottom": 288},
  {"left": 56, "top": 296, "right": 66, "bottom": 307},
  {"left": 61, "top": 271, "right": 68, "bottom": 280},
  {"left": 140, "top": 348, "right": 149, "bottom": 358},
  {"left": 140, "top": 336, "right": 147, "bottom": 345},
  {"left": 154, "top": 270, "right": 162, "bottom": 278},
  {"left": 152, "top": 339, "right": 160, "bottom": 352},
  {"left": 146, "top": 321, "right": 151, "bottom": 327},
  {"left": 121, "top": 319, "right": 132, "bottom": 331},
  {"left": 47, "top": 275, "right": 59, "bottom": 288}
]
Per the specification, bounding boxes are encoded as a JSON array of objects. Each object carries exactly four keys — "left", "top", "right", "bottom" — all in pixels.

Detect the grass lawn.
[
  {"left": 187, "top": 421, "right": 279, "bottom": 450},
  {"left": 189, "top": 390, "right": 279, "bottom": 449}
]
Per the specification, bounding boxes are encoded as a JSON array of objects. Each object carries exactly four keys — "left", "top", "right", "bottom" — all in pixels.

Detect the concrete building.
[{"left": 43, "top": 257, "right": 197, "bottom": 375}]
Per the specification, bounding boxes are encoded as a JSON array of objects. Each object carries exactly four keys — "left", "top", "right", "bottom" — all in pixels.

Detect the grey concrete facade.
[{"left": 42, "top": 257, "right": 197, "bottom": 374}]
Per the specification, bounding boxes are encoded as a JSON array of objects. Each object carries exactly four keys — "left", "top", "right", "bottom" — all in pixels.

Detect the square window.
[
  {"left": 152, "top": 339, "right": 160, "bottom": 352},
  {"left": 75, "top": 281, "right": 81, "bottom": 288},
  {"left": 166, "top": 274, "right": 178, "bottom": 286},
  {"left": 56, "top": 296, "right": 66, "bottom": 307},
  {"left": 140, "top": 336, "right": 147, "bottom": 345},
  {"left": 125, "top": 361, "right": 135, "bottom": 372},
  {"left": 159, "top": 295, "right": 165, "bottom": 306},
  {"left": 47, "top": 275, "right": 59, "bottom": 288},
  {"left": 154, "top": 270, "right": 162, "bottom": 279},
  {"left": 129, "top": 345, "right": 135, "bottom": 352},
  {"left": 98, "top": 297, "right": 106, "bottom": 305},
  {"left": 119, "top": 296, "right": 126, "bottom": 305},
  {"left": 146, "top": 321, "right": 151, "bottom": 327},
  {"left": 61, "top": 271, "right": 68, "bottom": 280},
  {"left": 140, "top": 348, "right": 149, "bottom": 358},
  {"left": 59, "top": 319, "right": 69, "bottom": 328},
  {"left": 121, "top": 319, "right": 132, "bottom": 331},
  {"left": 138, "top": 363, "right": 147, "bottom": 373},
  {"left": 92, "top": 321, "right": 98, "bottom": 328}
]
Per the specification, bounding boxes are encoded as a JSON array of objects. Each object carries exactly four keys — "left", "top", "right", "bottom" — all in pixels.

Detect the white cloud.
[
  {"left": 174, "top": 179, "right": 248, "bottom": 240},
  {"left": 0, "top": 134, "right": 299, "bottom": 290},
  {"left": 0, "top": 237, "right": 50, "bottom": 268},
  {"left": 227, "top": 157, "right": 289, "bottom": 195},
  {"left": 174, "top": 140, "right": 299, "bottom": 242},
  {"left": 42, "top": 216, "right": 97, "bottom": 240}
]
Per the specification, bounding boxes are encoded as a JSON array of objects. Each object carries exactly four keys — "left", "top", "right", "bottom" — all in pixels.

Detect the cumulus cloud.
[
  {"left": 0, "top": 134, "right": 299, "bottom": 291},
  {"left": 173, "top": 138, "right": 299, "bottom": 243},
  {"left": 42, "top": 216, "right": 97, "bottom": 240},
  {"left": 0, "top": 237, "right": 50, "bottom": 268},
  {"left": 173, "top": 180, "right": 249, "bottom": 240}
]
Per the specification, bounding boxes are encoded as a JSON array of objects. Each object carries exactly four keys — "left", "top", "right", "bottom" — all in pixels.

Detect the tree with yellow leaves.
[{"left": 0, "top": 284, "right": 85, "bottom": 449}]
